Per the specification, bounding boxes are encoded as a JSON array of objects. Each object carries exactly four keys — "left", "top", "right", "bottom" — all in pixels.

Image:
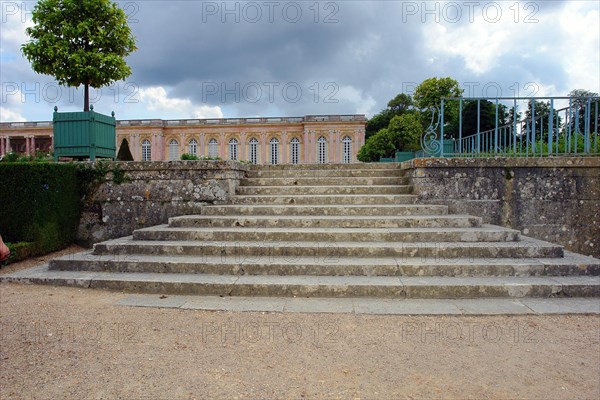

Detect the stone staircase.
[{"left": 4, "top": 163, "right": 599, "bottom": 299}]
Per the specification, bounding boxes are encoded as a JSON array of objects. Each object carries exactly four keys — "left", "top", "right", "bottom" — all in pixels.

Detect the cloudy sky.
[{"left": 1, "top": 0, "right": 599, "bottom": 122}]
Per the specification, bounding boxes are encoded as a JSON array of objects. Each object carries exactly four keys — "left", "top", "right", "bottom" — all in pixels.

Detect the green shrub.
[
  {"left": 181, "top": 153, "right": 200, "bottom": 160},
  {"left": 0, "top": 163, "right": 82, "bottom": 257}
]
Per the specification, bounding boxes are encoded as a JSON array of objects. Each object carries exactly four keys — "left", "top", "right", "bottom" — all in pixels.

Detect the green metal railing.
[{"left": 421, "top": 96, "right": 600, "bottom": 158}]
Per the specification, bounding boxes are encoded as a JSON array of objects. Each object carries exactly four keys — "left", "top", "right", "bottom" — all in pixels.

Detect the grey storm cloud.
[{"left": 2, "top": 0, "right": 597, "bottom": 121}]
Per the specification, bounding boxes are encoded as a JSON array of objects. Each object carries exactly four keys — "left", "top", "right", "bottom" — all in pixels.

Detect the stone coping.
[
  {"left": 73, "top": 160, "right": 250, "bottom": 172},
  {"left": 401, "top": 156, "right": 600, "bottom": 169}
]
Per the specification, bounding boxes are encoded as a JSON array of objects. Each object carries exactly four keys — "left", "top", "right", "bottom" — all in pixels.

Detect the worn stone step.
[
  {"left": 248, "top": 163, "right": 401, "bottom": 171},
  {"left": 168, "top": 214, "right": 482, "bottom": 229},
  {"left": 237, "top": 185, "right": 413, "bottom": 195},
  {"left": 3, "top": 265, "right": 598, "bottom": 298},
  {"left": 246, "top": 168, "right": 405, "bottom": 178},
  {"left": 201, "top": 204, "right": 448, "bottom": 216},
  {"left": 229, "top": 194, "right": 418, "bottom": 205},
  {"left": 132, "top": 225, "right": 521, "bottom": 243},
  {"left": 240, "top": 176, "right": 409, "bottom": 186},
  {"left": 92, "top": 236, "right": 564, "bottom": 259},
  {"left": 49, "top": 252, "right": 600, "bottom": 277}
]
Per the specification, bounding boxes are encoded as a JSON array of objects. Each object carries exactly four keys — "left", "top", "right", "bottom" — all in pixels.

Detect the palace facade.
[{"left": 0, "top": 115, "right": 366, "bottom": 164}]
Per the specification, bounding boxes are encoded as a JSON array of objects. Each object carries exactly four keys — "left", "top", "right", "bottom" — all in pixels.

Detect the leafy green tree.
[
  {"left": 387, "top": 114, "right": 422, "bottom": 152},
  {"left": 357, "top": 128, "right": 396, "bottom": 162},
  {"left": 21, "top": 0, "right": 137, "bottom": 112},
  {"left": 414, "top": 77, "right": 463, "bottom": 138},
  {"left": 387, "top": 93, "right": 413, "bottom": 114},
  {"left": 567, "top": 89, "right": 599, "bottom": 134},
  {"left": 523, "top": 100, "right": 562, "bottom": 141},
  {"left": 366, "top": 108, "right": 395, "bottom": 139},
  {"left": 366, "top": 93, "right": 415, "bottom": 139}
]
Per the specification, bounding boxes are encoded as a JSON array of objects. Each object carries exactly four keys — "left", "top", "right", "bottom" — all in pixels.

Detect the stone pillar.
[
  {"left": 240, "top": 132, "right": 247, "bottom": 161},
  {"left": 303, "top": 129, "right": 309, "bottom": 164},
  {"left": 31, "top": 135, "right": 36, "bottom": 153},
  {"left": 25, "top": 136, "right": 30, "bottom": 155},
  {"left": 328, "top": 130, "right": 335, "bottom": 163},
  {"left": 0, "top": 137, "right": 5, "bottom": 155},
  {"left": 281, "top": 131, "right": 287, "bottom": 164},
  {"left": 260, "top": 131, "right": 267, "bottom": 164},
  {"left": 199, "top": 133, "right": 205, "bottom": 156},
  {"left": 219, "top": 132, "right": 226, "bottom": 159},
  {"left": 179, "top": 132, "right": 185, "bottom": 155}
]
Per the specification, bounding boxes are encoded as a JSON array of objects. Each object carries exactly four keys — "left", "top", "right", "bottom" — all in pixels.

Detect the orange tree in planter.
[{"left": 21, "top": 0, "right": 137, "bottom": 112}]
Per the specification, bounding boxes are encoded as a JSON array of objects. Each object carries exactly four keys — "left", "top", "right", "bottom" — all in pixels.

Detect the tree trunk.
[{"left": 84, "top": 81, "right": 90, "bottom": 111}]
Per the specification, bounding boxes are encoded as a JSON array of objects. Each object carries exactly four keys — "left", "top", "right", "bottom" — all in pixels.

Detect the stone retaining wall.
[
  {"left": 402, "top": 157, "right": 600, "bottom": 258},
  {"left": 77, "top": 160, "right": 248, "bottom": 246}
]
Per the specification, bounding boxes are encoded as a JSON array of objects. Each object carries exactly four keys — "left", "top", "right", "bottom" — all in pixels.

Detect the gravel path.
[{"left": 0, "top": 250, "right": 599, "bottom": 399}]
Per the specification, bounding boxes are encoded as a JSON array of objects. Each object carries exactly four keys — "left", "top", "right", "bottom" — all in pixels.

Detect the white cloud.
[
  {"left": 422, "top": 9, "right": 521, "bottom": 75},
  {"left": 558, "top": 2, "right": 600, "bottom": 92},
  {"left": 0, "top": 107, "right": 26, "bottom": 122},
  {"left": 337, "top": 85, "right": 377, "bottom": 116},
  {"left": 421, "top": 1, "right": 599, "bottom": 94},
  {"left": 138, "top": 86, "right": 223, "bottom": 119}
]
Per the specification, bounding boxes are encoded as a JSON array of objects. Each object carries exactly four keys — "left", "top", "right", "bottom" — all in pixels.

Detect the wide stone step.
[
  {"left": 92, "top": 237, "right": 564, "bottom": 259},
  {"left": 168, "top": 214, "right": 482, "bottom": 229},
  {"left": 240, "top": 176, "right": 409, "bottom": 186},
  {"left": 248, "top": 163, "right": 401, "bottom": 171},
  {"left": 201, "top": 204, "right": 448, "bottom": 216},
  {"left": 4, "top": 265, "right": 598, "bottom": 298},
  {"left": 50, "top": 252, "right": 600, "bottom": 277},
  {"left": 132, "top": 225, "right": 521, "bottom": 243},
  {"left": 229, "top": 194, "right": 417, "bottom": 205},
  {"left": 237, "top": 185, "right": 413, "bottom": 195},
  {"left": 246, "top": 168, "right": 405, "bottom": 178}
]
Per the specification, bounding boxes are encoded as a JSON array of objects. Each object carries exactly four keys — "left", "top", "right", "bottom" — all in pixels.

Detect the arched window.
[
  {"left": 290, "top": 137, "right": 300, "bottom": 164},
  {"left": 142, "top": 139, "right": 151, "bottom": 161},
  {"left": 249, "top": 138, "right": 258, "bottom": 164},
  {"left": 342, "top": 136, "right": 352, "bottom": 163},
  {"left": 269, "top": 138, "right": 279, "bottom": 165},
  {"left": 228, "top": 138, "right": 238, "bottom": 161},
  {"left": 188, "top": 139, "right": 198, "bottom": 156},
  {"left": 208, "top": 138, "right": 218, "bottom": 158},
  {"left": 168, "top": 139, "right": 179, "bottom": 161},
  {"left": 317, "top": 136, "right": 327, "bottom": 164}
]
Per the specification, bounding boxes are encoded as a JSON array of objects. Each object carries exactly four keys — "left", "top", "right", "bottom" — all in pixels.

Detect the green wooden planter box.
[{"left": 53, "top": 107, "right": 116, "bottom": 161}]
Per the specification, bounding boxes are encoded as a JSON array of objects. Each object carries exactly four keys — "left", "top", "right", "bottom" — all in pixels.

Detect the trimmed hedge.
[{"left": 0, "top": 163, "right": 82, "bottom": 256}]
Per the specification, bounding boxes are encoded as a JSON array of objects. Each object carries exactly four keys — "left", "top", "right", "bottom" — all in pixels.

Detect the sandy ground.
[{"left": 1, "top": 250, "right": 599, "bottom": 399}]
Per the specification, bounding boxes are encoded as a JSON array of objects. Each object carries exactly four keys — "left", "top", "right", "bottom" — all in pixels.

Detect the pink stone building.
[{"left": 0, "top": 115, "right": 366, "bottom": 164}]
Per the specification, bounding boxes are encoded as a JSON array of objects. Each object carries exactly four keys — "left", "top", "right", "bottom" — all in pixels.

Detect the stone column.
[
  {"left": 31, "top": 135, "right": 36, "bottom": 153},
  {"left": 219, "top": 132, "right": 226, "bottom": 159},
  {"left": 199, "top": 132, "right": 205, "bottom": 156},
  {"left": 281, "top": 130, "right": 287, "bottom": 164},
  {"left": 240, "top": 132, "right": 247, "bottom": 161},
  {"left": 303, "top": 129, "right": 309, "bottom": 164},
  {"left": 260, "top": 131, "right": 267, "bottom": 164},
  {"left": 328, "top": 130, "right": 335, "bottom": 163},
  {"left": 0, "top": 137, "right": 5, "bottom": 155}
]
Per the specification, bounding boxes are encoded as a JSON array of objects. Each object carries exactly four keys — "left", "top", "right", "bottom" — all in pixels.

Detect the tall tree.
[
  {"left": 567, "top": 89, "right": 599, "bottom": 134},
  {"left": 413, "top": 77, "right": 463, "bottom": 138},
  {"left": 22, "top": 0, "right": 137, "bottom": 112}
]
